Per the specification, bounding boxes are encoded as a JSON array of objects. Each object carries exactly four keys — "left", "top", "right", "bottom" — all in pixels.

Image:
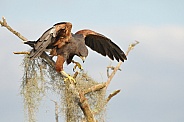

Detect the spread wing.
[
  {"left": 75, "top": 29, "right": 127, "bottom": 62},
  {"left": 24, "top": 22, "right": 72, "bottom": 59}
]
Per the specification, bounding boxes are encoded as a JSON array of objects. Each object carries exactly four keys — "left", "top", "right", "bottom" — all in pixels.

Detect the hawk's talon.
[
  {"left": 61, "top": 70, "right": 76, "bottom": 84},
  {"left": 72, "top": 60, "right": 83, "bottom": 72},
  {"left": 63, "top": 75, "right": 76, "bottom": 84}
]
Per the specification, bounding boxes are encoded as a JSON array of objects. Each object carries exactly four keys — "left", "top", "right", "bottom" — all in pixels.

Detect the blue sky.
[{"left": 0, "top": 0, "right": 184, "bottom": 122}]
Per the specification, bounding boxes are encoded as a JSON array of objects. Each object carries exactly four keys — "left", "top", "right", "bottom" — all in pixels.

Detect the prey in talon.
[{"left": 24, "top": 22, "right": 127, "bottom": 84}]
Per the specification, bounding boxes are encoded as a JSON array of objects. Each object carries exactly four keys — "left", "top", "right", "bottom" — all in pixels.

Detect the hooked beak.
[{"left": 80, "top": 56, "right": 86, "bottom": 63}]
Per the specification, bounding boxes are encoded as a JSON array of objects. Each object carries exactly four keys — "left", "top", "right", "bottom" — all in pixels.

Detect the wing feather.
[
  {"left": 29, "top": 27, "right": 55, "bottom": 59},
  {"left": 25, "top": 22, "right": 72, "bottom": 59},
  {"left": 75, "top": 29, "right": 127, "bottom": 62}
]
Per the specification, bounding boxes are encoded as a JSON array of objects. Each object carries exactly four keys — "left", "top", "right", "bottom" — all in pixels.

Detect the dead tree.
[{"left": 0, "top": 17, "right": 139, "bottom": 122}]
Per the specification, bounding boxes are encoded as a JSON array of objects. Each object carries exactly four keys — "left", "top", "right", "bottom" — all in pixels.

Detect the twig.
[
  {"left": 73, "top": 71, "right": 79, "bottom": 79},
  {"left": 107, "top": 66, "right": 121, "bottom": 71},
  {"left": 105, "top": 41, "right": 139, "bottom": 88},
  {"left": 91, "top": 89, "right": 121, "bottom": 115},
  {"left": 13, "top": 51, "right": 30, "bottom": 54},
  {"left": 0, "top": 17, "right": 28, "bottom": 42},
  {"left": 0, "top": 16, "right": 56, "bottom": 70},
  {"left": 106, "top": 89, "right": 121, "bottom": 103},
  {"left": 107, "top": 66, "right": 121, "bottom": 78},
  {"left": 105, "top": 61, "right": 122, "bottom": 88},
  {"left": 84, "top": 83, "right": 106, "bottom": 94},
  {"left": 40, "top": 52, "right": 56, "bottom": 68},
  {"left": 126, "top": 40, "right": 139, "bottom": 55}
]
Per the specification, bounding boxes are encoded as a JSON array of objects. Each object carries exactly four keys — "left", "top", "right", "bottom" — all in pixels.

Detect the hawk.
[{"left": 25, "top": 22, "right": 127, "bottom": 83}]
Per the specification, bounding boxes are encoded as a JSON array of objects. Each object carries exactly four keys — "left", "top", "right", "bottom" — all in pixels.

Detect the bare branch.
[
  {"left": 40, "top": 52, "right": 56, "bottom": 68},
  {"left": 13, "top": 51, "right": 30, "bottom": 55},
  {"left": 105, "top": 41, "right": 139, "bottom": 88},
  {"left": 84, "top": 83, "right": 106, "bottom": 94},
  {"left": 0, "top": 17, "right": 28, "bottom": 42},
  {"left": 0, "top": 17, "right": 63, "bottom": 76},
  {"left": 73, "top": 71, "right": 79, "bottom": 79},
  {"left": 126, "top": 40, "right": 139, "bottom": 55},
  {"left": 91, "top": 89, "right": 121, "bottom": 115},
  {"left": 105, "top": 61, "right": 122, "bottom": 88},
  {"left": 78, "top": 91, "right": 96, "bottom": 122},
  {"left": 106, "top": 89, "right": 121, "bottom": 103},
  {"left": 107, "top": 66, "right": 121, "bottom": 78},
  {"left": 107, "top": 66, "right": 121, "bottom": 71}
]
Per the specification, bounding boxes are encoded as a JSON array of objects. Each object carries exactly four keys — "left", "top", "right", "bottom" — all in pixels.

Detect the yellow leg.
[
  {"left": 72, "top": 60, "right": 83, "bottom": 72},
  {"left": 60, "top": 70, "right": 76, "bottom": 84}
]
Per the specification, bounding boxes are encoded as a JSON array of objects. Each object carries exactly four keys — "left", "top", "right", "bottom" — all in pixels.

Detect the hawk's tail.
[
  {"left": 24, "top": 41, "right": 36, "bottom": 47},
  {"left": 24, "top": 40, "right": 49, "bottom": 60},
  {"left": 24, "top": 41, "right": 39, "bottom": 59}
]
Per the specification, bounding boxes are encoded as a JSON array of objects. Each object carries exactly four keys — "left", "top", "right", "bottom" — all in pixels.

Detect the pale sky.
[{"left": 0, "top": 0, "right": 184, "bottom": 122}]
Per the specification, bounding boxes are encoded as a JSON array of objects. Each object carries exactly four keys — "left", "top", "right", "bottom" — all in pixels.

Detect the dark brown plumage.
[
  {"left": 75, "top": 29, "right": 127, "bottom": 62},
  {"left": 25, "top": 22, "right": 127, "bottom": 74},
  {"left": 25, "top": 22, "right": 72, "bottom": 59}
]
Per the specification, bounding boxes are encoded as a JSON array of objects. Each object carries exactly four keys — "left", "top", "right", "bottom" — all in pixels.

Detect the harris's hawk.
[{"left": 25, "top": 22, "right": 127, "bottom": 83}]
